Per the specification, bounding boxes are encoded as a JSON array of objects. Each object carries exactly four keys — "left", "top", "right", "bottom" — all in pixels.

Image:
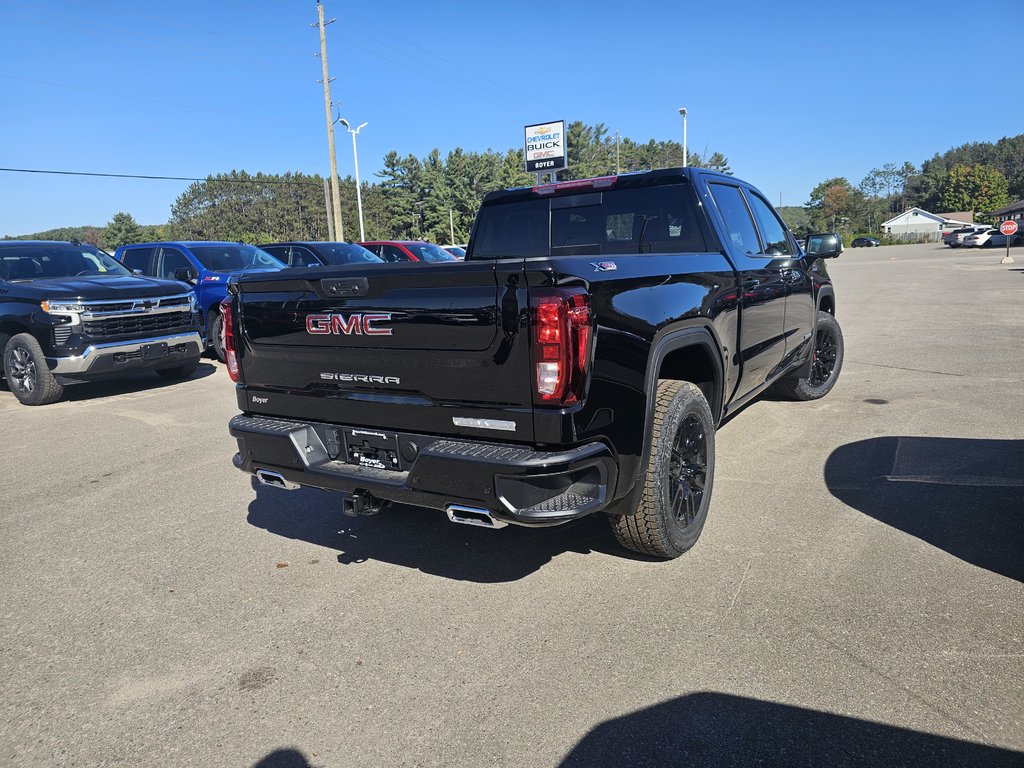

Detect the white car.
[{"left": 964, "top": 229, "right": 998, "bottom": 247}]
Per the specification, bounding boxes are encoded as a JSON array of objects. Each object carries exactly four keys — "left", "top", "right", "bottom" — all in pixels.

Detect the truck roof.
[{"left": 483, "top": 166, "right": 733, "bottom": 205}]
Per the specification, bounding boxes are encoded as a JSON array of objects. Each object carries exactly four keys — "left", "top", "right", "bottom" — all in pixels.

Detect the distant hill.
[
  {"left": 778, "top": 206, "right": 810, "bottom": 232},
  {"left": 2, "top": 223, "right": 169, "bottom": 248}
]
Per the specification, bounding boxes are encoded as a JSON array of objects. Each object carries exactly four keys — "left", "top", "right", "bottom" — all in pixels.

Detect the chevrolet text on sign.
[{"left": 525, "top": 120, "right": 567, "bottom": 173}]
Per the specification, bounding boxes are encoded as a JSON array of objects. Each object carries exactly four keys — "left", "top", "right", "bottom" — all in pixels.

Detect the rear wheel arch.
[
  {"left": 653, "top": 332, "right": 724, "bottom": 424},
  {"left": 610, "top": 326, "right": 724, "bottom": 508}
]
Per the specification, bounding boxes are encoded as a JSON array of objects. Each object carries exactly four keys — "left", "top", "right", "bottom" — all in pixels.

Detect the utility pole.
[
  {"left": 615, "top": 129, "right": 620, "bottom": 174},
  {"left": 323, "top": 178, "right": 335, "bottom": 240},
  {"left": 314, "top": 1, "right": 343, "bottom": 240},
  {"left": 449, "top": 208, "right": 456, "bottom": 244}
]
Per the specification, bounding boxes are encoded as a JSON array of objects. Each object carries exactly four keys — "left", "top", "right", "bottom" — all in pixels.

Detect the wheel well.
[
  {"left": 819, "top": 293, "right": 835, "bottom": 315},
  {"left": 657, "top": 343, "right": 721, "bottom": 420},
  {"left": 0, "top": 321, "right": 29, "bottom": 341}
]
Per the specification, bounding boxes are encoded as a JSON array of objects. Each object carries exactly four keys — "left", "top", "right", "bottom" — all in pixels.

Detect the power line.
[{"left": 0, "top": 167, "right": 324, "bottom": 186}]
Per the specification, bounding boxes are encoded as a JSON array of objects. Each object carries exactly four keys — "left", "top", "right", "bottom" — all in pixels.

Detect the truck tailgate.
[{"left": 234, "top": 261, "right": 536, "bottom": 441}]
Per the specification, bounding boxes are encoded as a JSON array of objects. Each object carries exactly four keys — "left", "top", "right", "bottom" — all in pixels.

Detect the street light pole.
[
  {"left": 678, "top": 107, "right": 687, "bottom": 167},
  {"left": 339, "top": 117, "right": 368, "bottom": 242}
]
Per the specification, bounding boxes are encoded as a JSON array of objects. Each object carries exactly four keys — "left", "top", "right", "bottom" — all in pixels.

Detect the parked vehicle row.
[
  {"left": 962, "top": 228, "right": 1024, "bottom": 248},
  {"left": 0, "top": 236, "right": 470, "bottom": 404},
  {"left": 943, "top": 225, "right": 990, "bottom": 247}
]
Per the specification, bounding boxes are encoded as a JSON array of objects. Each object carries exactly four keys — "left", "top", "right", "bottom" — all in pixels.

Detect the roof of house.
[
  {"left": 936, "top": 211, "right": 974, "bottom": 223},
  {"left": 881, "top": 208, "right": 946, "bottom": 226},
  {"left": 987, "top": 199, "right": 1024, "bottom": 217}
]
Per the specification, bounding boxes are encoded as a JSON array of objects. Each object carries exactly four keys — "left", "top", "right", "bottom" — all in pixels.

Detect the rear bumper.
[
  {"left": 229, "top": 413, "right": 617, "bottom": 526},
  {"left": 46, "top": 332, "right": 205, "bottom": 376}
]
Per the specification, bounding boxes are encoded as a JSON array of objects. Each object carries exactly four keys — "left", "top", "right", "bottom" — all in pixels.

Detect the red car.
[{"left": 358, "top": 240, "right": 458, "bottom": 263}]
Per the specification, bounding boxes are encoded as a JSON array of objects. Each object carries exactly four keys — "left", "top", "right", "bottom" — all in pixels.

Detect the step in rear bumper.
[{"left": 229, "top": 413, "right": 617, "bottom": 526}]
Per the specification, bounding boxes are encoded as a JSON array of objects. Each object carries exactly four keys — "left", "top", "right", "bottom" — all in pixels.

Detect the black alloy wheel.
[
  {"left": 771, "top": 310, "right": 844, "bottom": 402},
  {"left": 808, "top": 323, "right": 839, "bottom": 388},
  {"left": 667, "top": 414, "right": 707, "bottom": 528},
  {"left": 607, "top": 379, "right": 716, "bottom": 558}
]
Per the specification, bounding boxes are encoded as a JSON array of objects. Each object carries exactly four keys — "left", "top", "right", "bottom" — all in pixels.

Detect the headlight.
[
  {"left": 40, "top": 300, "right": 84, "bottom": 325},
  {"left": 41, "top": 300, "right": 86, "bottom": 313}
]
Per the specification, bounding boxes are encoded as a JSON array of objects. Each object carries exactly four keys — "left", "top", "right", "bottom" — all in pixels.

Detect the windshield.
[
  {"left": 444, "top": 246, "right": 466, "bottom": 258},
  {"left": 188, "top": 244, "right": 284, "bottom": 273},
  {"left": 407, "top": 243, "right": 457, "bottom": 262},
  {"left": 0, "top": 244, "right": 132, "bottom": 281},
  {"left": 317, "top": 243, "right": 383, "bottom": 265}
]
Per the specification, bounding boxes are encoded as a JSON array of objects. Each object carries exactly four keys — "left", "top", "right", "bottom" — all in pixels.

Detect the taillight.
[
  {"left": 220, "top": 296, "right": 242, "bottom": 383},
  {"left": 530, "top": 289, "right": 592, "bottom": 406}
]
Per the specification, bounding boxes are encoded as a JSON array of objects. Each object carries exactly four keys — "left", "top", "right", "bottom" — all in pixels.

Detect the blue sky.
[{"left": 1, "top": 0, "right": 1019, "bottom": 235}]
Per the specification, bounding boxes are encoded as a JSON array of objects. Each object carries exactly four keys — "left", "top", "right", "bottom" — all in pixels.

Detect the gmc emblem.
[{"left": 306, "top": 312, "right": 393, "bottom": 336}]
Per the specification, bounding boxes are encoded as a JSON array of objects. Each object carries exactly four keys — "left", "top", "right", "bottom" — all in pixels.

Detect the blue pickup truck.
[{"left": 114, "top": 242, "right": 284, "bottom": 361}]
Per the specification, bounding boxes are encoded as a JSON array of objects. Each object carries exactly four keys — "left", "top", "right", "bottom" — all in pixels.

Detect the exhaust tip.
[
  {"left": 445, "top": 504, "right": 508, "bottom": 529},
  {"left": 255, "top": 469, "right": 299, "bottom": 491}
]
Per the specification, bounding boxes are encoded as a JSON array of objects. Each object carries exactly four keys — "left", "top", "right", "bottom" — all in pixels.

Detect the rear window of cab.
[{"left": 470, "top": 184, "right": 706, "bottom": 259}]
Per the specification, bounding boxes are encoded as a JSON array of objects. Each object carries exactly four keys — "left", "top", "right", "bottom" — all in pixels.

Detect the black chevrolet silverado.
[
  {"left": 227, "top": 168, "right": 844, "bottom": 558},
  {"left": 0, "top": 241, "right": 205, "bottom": 405}
]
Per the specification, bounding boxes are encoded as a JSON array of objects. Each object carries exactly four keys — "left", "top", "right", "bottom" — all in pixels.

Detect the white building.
[{"left": 881, "top": 208, "right": 974, "bottom": 237}]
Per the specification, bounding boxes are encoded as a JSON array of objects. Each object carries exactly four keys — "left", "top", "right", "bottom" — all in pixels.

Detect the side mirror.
[
  {"left": 174, "top": 267, "right": 197, "bottom": 283},
  {"left": 131, "top": 269, "right": 144, "bottom": 276},
  {"left": 806, "top": 233, "right": 843, "bottom": 258}
]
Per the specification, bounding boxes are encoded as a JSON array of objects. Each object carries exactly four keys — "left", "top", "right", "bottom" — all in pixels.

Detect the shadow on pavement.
[
  {"left": 824, "top": 437, "right": 1024, "bottom": 582},
  {"left": 252, "top": 749, "right": 315, "bottom": 768},
  {"left": 245, "top": 479, "right": 644, "bottom": 582},
  {"left": 559, "top": 692, "right": 1022, "bottom": 767},
  {"left": 59, "top": 362, "right": 218, "bottom": 401}
]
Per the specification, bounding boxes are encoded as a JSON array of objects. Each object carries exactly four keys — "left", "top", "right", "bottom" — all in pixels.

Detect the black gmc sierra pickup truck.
[
  {"left": 1, "top": 240, "right": 205, "bottom": 405},
  {"left": 227, "top": 168, "right": 844, "bottom": 558}
]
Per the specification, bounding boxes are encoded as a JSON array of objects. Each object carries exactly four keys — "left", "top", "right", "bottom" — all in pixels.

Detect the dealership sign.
[{"left": 524, "top": 120, "right": 567, "bottom": 174}]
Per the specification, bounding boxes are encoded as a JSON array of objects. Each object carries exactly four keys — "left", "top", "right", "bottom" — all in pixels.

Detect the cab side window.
[
  {"left": 120, "top": 247, "right": 156, "bottom": 274},
  {"left": 290, "top": 246, "right": 320, "bottom": 267},
  {"left": 745, "top": 192, "right": 793, "bottom": 257},
  {"left": 158, "top": 247, "right": 194, "bottom": 280},
  {"left": 381, "top": 245, "right": 409, "bottom": 263},
  {"left": 261, "top": 245, "right": 290, "bottom": 265},
  {"left": 708, "top": 184, "right": 761, "bottom": 256}
]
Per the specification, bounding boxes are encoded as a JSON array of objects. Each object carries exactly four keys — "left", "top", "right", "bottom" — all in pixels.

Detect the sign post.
[
  {"left": 999, "top": 220, "right": 1017, "bottom": 264},
  {"left": 524, "top": 120, "right": 567, "bottom": 185}
]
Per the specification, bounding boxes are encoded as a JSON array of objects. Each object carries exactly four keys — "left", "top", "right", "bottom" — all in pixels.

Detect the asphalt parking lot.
[{"left": 1, "top": 242, "right": 1022, "bottom": 767}]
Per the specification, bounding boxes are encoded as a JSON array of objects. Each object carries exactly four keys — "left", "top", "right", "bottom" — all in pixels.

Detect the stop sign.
[{"left": 1000, "top": 220, "right": 1019, "bottom": 236}]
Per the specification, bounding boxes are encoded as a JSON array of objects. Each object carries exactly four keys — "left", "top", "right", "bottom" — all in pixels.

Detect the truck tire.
[
  {"left": 155, "top": 356, "right": 201, "bottom": 380},
  {"left": 773, "top": 311, "right": 844, "bottom": 401},
  {"left": 608, "top": 380, "right": 715, "bottom": 559},
  {"left": 3, "top": 333, "right": 65, "bottom": 405},
  {"left": 209, "top": 310, "right": 226, "bottom": 362}
]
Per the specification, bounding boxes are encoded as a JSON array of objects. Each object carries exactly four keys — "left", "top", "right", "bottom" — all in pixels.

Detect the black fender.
[
  {"left": 645, "top": 325, "right": 726, "bottom": 424},
  {"left": 816, "top": 284, "right": 836, "bottom": 315},
  {"left": 612, "top": 324, "right": 725, "bottom": 509}
]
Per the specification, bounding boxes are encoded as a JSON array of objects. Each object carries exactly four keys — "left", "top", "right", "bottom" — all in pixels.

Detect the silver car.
[{"left": 964, "top": 229, "right": 998, "bottom": 247}]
